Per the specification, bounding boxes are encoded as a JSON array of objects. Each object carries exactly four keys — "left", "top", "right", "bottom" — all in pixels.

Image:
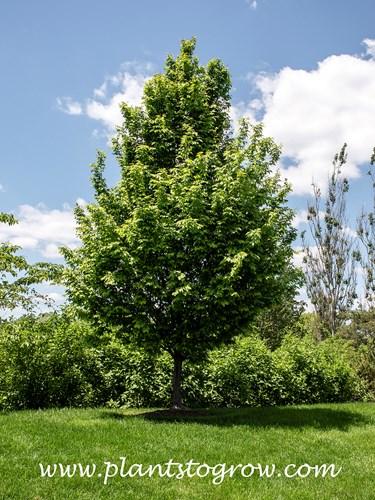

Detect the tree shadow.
[{"left": 101, "top": 404, "right": 372, "bottom": 431}]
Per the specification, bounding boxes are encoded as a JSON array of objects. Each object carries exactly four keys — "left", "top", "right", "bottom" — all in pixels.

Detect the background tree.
[
  {"left": 62, "top": 38, "right": 299, "bottom": 409},
  {"left": 254, "top": 295, "right": 306, "bottom": 350},
  {"left": 357, "top": 148, "right": 375, "bottom": 308},
  {"left": 0, "top": 212, "right": 57, "bottom": 317},
  {"left": 301, "top": 145, "right": 360, "bottom": 338}
]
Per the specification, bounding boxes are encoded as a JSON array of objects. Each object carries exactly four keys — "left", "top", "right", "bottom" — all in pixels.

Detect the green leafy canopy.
[{"left": 61, "top": 38, "right": 299, "bottom": 363}]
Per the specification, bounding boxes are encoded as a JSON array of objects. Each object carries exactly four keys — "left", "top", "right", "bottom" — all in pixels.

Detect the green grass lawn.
[{"left": 0, "top": 403, "right": 374, "bottom": 499}]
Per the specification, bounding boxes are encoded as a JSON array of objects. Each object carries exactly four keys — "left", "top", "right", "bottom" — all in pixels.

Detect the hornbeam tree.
[{"left": 61, "top": 38, "right": 298, "bottom": 409}]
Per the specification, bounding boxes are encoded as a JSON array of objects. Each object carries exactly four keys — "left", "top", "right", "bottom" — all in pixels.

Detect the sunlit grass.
[{"left": 0, "top": 403, "right": 374, "bottom": 499}]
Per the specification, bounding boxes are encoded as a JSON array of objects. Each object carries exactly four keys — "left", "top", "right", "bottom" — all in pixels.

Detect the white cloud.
[
  {"left": 76, "top": 197, "right": 87, "bottom": 207},
  {"left": 9, "top": 236, "right": 38, "bottom": 249},
  {"left": 246, "top": 0, "right": 258, "bottom": 9},
  {"left": 87, "top": 71, "right": 149, "bottom": 130},
  {"left": 230, "top": 101, "right": 258, "bottom": 133},
  {"left": 46, "top": 292, "right": 64, "bottom": 303},
  {"left": 57, "top": 63, "right": 152, "bottom": 134},
  {"left": 293, "top": 246, "right": 305, "bottom": 269},
  {"left": 41, "top": 243, "right": 63, "bottom": 259},
  {"left": 363, "top": 38, "right": 375, "bottom": 58},
  {"left": 292, "top": 210, "right": 308, "bottom": 228},
  {"left": 342, "top": 226, "right": 358, "bottom": 238},
  {"left": 250, "top": 42, "right": 375, "bottom": 195},
  {"left": 57, "top": 41, "right": 375, "bottom": 198},
  {"left": 56, "top": 97, "right": 83, "bottom": 115},
  {"left": 0, "top": 202, "right": 81, "bottom": 259}
]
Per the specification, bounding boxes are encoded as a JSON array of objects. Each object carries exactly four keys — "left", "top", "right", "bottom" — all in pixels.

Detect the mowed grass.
[{"left": 0, "top": 403, "right": 374, "bottom": 499}]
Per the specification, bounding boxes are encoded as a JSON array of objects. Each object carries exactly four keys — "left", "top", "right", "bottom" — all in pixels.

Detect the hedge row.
[{"left": 0, "top": 314, "right": 367, "bottom": 410}]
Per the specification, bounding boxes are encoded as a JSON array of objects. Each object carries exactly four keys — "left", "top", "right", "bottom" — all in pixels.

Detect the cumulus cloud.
[
  {"left": 0, "top": 203, "right": 81, "bottom": 259},
  {"left": 87, "top": 71, "right": 149, "bottom": 130},
  {"left": 292, "top": 210, "right": 309, "bottom": 229},
  {"left": 56, "top": 41, "right": 375, "bottom": 197},
  {"left": 293, "top": 245, "right": 305, "bottom": 269},
  {"left": 8, "top": 236, "right": 39, "bottom": 249},
  {"left": 47, "top": 292, "right": 64, "bottom": 303},
  {"left": 363, "top": 38, "right": 375, "bottom": 58},
  {"left": 57, "top": 63, "right": 152, "bottom": 134},
  {"left": 250, "top": 41, "right": 375, "bottom": 195},
  {"left": 41, "top": 243, "right": 62, "bottom": 259},
  {"left": 230, "top": 100, "right": 260, "bottom": 133},
  {"left": 56, "top": 97, "right": 83, "bottom": 115}
]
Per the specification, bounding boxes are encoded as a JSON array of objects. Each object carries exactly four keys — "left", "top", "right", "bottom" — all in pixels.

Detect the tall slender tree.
[
  {"left": 62, "top": 38, "right": 298, "bottom": 409},
  {"left": 302, "top": 145, "right": 359, "bottom": 338},
  {"left": 357, "top": 148, "right": 375, "bottom": 308}
]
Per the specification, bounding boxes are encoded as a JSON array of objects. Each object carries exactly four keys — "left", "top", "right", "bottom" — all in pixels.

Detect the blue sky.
[{"left": 1, "top": 0, "right": 375, "bottom": 306}]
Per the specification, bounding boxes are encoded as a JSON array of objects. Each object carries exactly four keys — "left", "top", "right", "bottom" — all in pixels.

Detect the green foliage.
[
  {"left": 203, "top": 336, "right": 281, "bottom": 407},
  {"left": 0, "top": 313, "right": 364, "bottom": 410},
  {"left": 354, "top": 340, "right": 375, "bottom": 399},
  {"left": 273, "top": 335, "right": 363, "bottom": 404},
  {"left": 252, "top": 295, "right": 306, "bottom": 350},
  {"left": 182, "top": 335, "right": 362, "bottom": 408},
  {"left": 337, "top": 308, "right": 375, "bottom": 399},
  {"left": 0, "top": 212, "right": 61, "bottom": 316},
  {"left": 338, "top": 308, "right": 375, "bottom": 346},
  {"left": 97, "top": 339, "right": 172, "bottom": 408},
  {"left": 61, "top": 39, "right": 299, "bottom": 406},
  {"left": 0, "top": 314, "right": 102, "bottom": 410}
]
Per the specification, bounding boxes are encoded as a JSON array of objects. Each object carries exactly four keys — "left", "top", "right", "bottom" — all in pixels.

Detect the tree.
[
  {"left": 61, "top": 38, "right": 299, "bottom": 409},
  {"left": 254, "top": 294, "right": 306, "bottom": 350},
  {"left": 0, "top": 212, "right": 57, "bottom": 317},
  {"left": 301, "top": 145, "right": 360, "bottom": 338},
  {"left": 357, "top": 148, "right": 375, "bottom": 308}
]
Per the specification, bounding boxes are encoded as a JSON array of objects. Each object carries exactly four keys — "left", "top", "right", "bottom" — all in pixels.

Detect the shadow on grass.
[{"left": 101, "top": 405, "right": 372, "bottom": 431}]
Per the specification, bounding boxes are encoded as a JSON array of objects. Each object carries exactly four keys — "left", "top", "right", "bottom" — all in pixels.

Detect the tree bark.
[{"left": 172, "top": 351, "right": 185, "bottom": 410}]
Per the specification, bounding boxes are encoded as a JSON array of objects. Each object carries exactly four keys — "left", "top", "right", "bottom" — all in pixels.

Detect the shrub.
[
  {"left": 0, "top": 315, "right": 365, "bottom": 410},
  {"left": 182, "top": 335, "right": 363, "bottom": 408},
  {"left": 351, "top": 339, "right": 375, "bottom": 400},
  {"left": 97, "top": 339, "right": 172, "bottom": 408},
  {"left": 273, "top": 335, "right": 363, "bottom": 404},
  {"left": 0, "top": 314, "right": 102, "bottom": 410},
  {"left": 199, "top": 336, "right": 281, "bottom": 407}
]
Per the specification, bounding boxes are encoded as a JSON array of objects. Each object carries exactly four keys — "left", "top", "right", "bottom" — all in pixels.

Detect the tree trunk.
[{"left": 172, "top": 351, "right": 185, "bottom": 410}]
